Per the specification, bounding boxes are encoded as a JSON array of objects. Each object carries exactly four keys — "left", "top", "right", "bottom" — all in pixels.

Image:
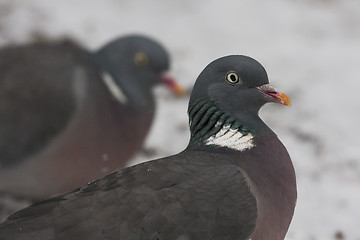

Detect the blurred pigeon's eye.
[
  {"left": 226, "top": 72, "right": 239, "bottom": 84},
  {"left": 134, "top": 52, "right": 149, "bottom": 66}
]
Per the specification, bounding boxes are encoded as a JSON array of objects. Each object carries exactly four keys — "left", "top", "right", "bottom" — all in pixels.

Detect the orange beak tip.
[
  {"left": 173, "top": 85, "right": 185, "bottom": 96},
  {"left": 279, "top": 92, "right": 291, "bottom": 107}
]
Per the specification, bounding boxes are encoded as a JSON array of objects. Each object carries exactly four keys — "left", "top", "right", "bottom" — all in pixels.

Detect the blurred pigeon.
[
  {"left": 0, "top": 35, "right": 183, "bottom": 200},
  {"left": 0, "top": 55, "right": 296, "bottom": 240}
]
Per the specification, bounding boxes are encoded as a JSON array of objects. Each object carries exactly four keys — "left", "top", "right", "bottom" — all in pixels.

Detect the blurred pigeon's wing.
[{"left": 0, "top": 42, "right": 88, "bottom": 167}]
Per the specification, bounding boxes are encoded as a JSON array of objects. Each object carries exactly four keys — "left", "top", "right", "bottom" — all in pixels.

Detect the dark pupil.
[{"left": 230, "top": 74, "right": 237, "bottom": 82}]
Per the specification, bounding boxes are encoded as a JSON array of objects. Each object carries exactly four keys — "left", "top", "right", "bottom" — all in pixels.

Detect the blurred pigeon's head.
[
  {"left": 189, "top": 55, "right": 290, "bottom": 116},
  {"left": 95, "top": 35, "right": 183, "bottom": 107}
]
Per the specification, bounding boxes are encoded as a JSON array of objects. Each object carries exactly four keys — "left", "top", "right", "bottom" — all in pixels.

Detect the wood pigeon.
[
  {"left": 0, "top": 35, "right": 183, "bottom": 200},
  {"left": 0, "top": 55, "right": 296, "bottom": 240}
]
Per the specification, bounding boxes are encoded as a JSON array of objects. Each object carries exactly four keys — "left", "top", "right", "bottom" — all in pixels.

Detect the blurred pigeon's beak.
[
  {"left": 160, "top": 73, "right": 185, "bottom": 96},
  {"left": 256, "top": 84, "right": 291, "bottom": 106}
]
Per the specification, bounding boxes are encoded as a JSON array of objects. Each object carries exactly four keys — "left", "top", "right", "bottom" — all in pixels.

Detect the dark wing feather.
[
  {"left": 0, "top": 41, "right": 92, "bottom": 167},
  {"left": 0, "top": 152, "right": 257, "bottom": 240}
]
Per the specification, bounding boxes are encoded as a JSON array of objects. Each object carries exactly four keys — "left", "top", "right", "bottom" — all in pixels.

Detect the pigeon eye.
[
  {"left": 134, "top": 52, "right": 149, "bottom": 66},
  {"left": 226, "top": 72, "right": 239, "bottom": 84}
]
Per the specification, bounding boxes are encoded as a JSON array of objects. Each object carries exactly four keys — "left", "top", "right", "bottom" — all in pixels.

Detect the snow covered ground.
[{"left": 0, "top": 0, "right": 359, "bottom": 239}]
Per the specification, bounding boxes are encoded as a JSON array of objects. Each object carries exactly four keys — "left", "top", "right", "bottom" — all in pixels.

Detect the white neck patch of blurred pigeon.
[
  {"left": 205, "top": 123, "right": 255, "bottom": 151},
  {"left": 101, "top": 72, "right": 128, "bottom": 104}
]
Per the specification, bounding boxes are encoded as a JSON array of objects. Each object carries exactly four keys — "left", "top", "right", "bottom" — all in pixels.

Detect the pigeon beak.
[
  {"left": 160, "top": 73, "right": 185, "bottom": 96},
  {"left": 256, "top": 84, "right": 291, "bottom": 106}
]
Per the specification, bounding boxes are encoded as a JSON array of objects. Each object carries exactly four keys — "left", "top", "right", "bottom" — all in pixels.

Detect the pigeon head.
[
  {"left": 189, "top": 55, "right": 290, "bottom": 115},
  {"left": 188, "top": 55, "right": 290, "bottom": 150},
  {"left": 94, "top": 35, "right": 183, "bottom": 108}
]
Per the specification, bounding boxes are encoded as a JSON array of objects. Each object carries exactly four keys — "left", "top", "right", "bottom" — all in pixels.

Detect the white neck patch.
[
  {"left": 101, "top": 72, "right": 128, "bottom": 104},
  {"left": 205, "top": 123, "right": 255, "bottom": 151}
]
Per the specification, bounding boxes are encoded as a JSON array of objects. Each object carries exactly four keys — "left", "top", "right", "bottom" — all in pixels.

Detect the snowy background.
[{"left": 0, "top": 0, "right": 359, "bottom": 239}]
